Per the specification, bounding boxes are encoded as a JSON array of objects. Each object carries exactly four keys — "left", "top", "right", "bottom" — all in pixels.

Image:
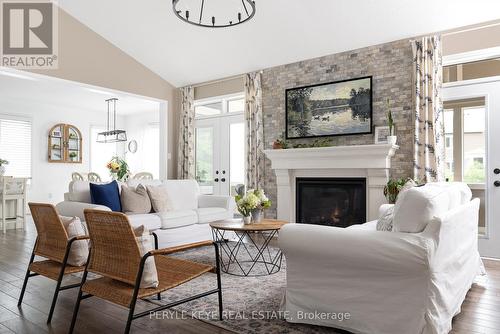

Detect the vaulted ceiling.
[{"left": 58, "top": 0, "right": 500, "bottom": 87}]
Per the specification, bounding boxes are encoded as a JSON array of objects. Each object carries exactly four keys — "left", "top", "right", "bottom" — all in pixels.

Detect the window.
[
  {"left": 90, "top": 126, "right": 119, "bottom": 179},
  {"left": 143, "top": 124, "right": 160, "bottom": 178},
  {"left": 0, "top": 117, "right": 32, "bottom": 178},
  {"left": 443, "top": 99, "right": 486, "bottom": 183},
  {"left": 195, "top": 94, "right": 244, "bottom": 119},
  {"left": 444, "top": 57, "right": 500, "bottom": 83}
]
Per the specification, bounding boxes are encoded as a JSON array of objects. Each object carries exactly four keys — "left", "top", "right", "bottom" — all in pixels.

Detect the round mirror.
[{"left": 128, "top": 140, "right": 138, "bottom": 153}]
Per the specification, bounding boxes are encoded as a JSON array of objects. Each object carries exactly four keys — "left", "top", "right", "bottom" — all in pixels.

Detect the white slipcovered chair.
[{"left": 279, "top": 182, "right": 483, "bottom": 334}]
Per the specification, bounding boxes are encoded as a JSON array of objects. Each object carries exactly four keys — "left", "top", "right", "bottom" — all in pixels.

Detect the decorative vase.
[
  {"left": 242, "top": 216, "right": 252, "bottom": 225},
  {"left": 0, "top": 165, "right": 4, "bottom": 176},
  {"left": 251, "top": 209, "right": 263, "bottom": 223},
  {"left": 387, "top": 135, "right": 397, "bottom": 145}
]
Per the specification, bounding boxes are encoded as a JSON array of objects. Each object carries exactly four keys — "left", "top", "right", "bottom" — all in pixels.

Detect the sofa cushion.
[
  {"left": 163, "top": 180, "right": 200, "bottom": 211},
  {"left": 376, "top": 206, "right": 395, "bottom": 231},
  {"left": 127, "top": 213, "right": 162, "bottom": 231},
  {"left": 68, "top": 181, "right": 92, "bottom": 203},
  {"left": 127, "top": 179, "right": 163, "bottom": 188},
  {"left": 155, "top": 210, "right": 198, "bottom": 229},
  {"left": 89, "top": 181, "right": 121, "bottom": 212},
  {"left": 393, "top": 184, "right": 452, "bottom": 233},
  {"left": 424, "top": 182, "right": 472, "bottom": 209},
  {"left": 121, "top": 184, "right": 152, "bottom": 214},
  {"left": 146, "top": 185, "right": 172, "bottom": 213},
  {"left": 196, "top": 207, "right": 230, "bottom": 224}
]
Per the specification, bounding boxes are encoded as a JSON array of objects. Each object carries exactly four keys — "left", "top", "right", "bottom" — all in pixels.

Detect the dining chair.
[
  {"left": 71, "top": 172, "right": 84, "bottom": 181},
  {"left": 69, "top": 209, "right": 222, "bottom": 334},
  {"left": 87, "top": 172, "right": 102, "bottom": 182},
  {"left": 132, "top": 172, "right": 154, "bottom": 180},
  {"left": 1, "top": 177, "right": 27, "bottom": 233},
  {"left": 18, "top": 203, "right": 89, "bottom": 323}
]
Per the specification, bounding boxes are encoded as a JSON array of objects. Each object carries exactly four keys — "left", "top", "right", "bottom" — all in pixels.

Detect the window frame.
[
  {"left": 194, "top": 93, "right": 245, "bottom": 120},
  {"left": 443, "top": 98, "right": 486, "bottom": 186},
  {"left": 0, "top": 113, "right": 33, "bottom": 183}
]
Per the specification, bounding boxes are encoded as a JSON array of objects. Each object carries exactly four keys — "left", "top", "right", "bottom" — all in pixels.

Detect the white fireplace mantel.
[{"left": 263, "top": 144, "right": 399, "bottom": 223}]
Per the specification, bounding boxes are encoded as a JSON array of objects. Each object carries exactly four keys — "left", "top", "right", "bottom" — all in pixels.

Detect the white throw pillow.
[
  {"left": 60, "top": 216, "right": 89, "bottom": 266},
  {"left": 392, "top": 185, "right": 451, "bottom": 233},
  {"left": 146, "top": 185, "right": 172, "bottom": 213},
  {"left": 134, "top": 225, "right": 159, "bottom": 288}
]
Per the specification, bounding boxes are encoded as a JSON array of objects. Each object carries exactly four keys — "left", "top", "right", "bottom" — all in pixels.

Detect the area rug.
[{"left": 147, "top": 243, "right": 347, "bottom": 334}]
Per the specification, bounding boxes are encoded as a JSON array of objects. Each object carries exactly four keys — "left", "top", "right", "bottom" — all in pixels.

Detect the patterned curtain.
[
  {"left": 177, "top": 86, "right": 195, "bottom": 179},
  {"left": 245, "top": 72, "right": 263, "bottom": 190},
  {"left": 412, "top": 36, "right": 445, "bottom": 183}
]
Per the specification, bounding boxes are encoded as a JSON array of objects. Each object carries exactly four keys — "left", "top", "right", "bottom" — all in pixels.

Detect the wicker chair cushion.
[
  {"left": 134, "top": 225, "right": 159, "bottom": 288},
  {"left": 121, "top": 184, "right": 152, "bottom": 214},
  {"left": 60, "top": 216, "right": 89, "bottom": 266}
]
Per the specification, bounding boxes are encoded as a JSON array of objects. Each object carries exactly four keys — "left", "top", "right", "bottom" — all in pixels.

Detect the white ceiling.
[
  {"left": 0, "top": 70, "right": 161, "bottom": 115},
  {"left": 58, "top": 0, "right": 500, "bottom": 87}
]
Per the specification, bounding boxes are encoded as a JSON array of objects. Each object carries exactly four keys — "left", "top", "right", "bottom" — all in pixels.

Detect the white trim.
[
  {"left": 194, "top": 92, "right": 245, "bottom": 120},
  {"left": 443, "top": 75, "right": 500, "bottom": 88},
  {"left": 443, "top": 46, "right": 500, "bottom": 66}
]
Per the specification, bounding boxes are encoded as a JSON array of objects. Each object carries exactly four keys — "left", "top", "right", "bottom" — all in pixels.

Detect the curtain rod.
[{"left": 192, "top": 70, "right": 264, "bottom": 89}]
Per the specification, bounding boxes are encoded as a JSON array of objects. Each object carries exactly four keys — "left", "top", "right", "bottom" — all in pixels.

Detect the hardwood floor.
[{"left": 1, "top": 220, "right": 500, "bottom": 334}]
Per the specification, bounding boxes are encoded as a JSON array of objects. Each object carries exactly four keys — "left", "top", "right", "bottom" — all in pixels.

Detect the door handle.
[
  {"left": 494, "top": 168, "right": 500, "bottom": 175},
  {"left": 221, "top": 178, "right": 226, "bottom": 182},
  {"left": 214, "top": 178, "right": 219, "bottom": 182},
  {"left": 494, "top": 180, "right": 500, "bottom": 187}
]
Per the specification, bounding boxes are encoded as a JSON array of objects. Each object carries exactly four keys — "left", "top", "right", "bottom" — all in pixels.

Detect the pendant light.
[{"left": 96, "top": 98, "right": 127, "bottom": 143}]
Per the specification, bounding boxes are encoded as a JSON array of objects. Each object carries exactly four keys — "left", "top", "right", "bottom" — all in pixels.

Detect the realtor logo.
[{"left": 1, "top": 0, "right": 58, "bottom": 69}]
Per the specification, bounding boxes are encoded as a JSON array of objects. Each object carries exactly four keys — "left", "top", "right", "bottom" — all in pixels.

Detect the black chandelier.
[{"left": 172, "top": 0, "right": 256, "bottom": 28}]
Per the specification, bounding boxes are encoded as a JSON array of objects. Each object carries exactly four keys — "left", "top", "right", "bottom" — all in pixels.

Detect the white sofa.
[
  {"left": 56, "top": 179, "right": 235, "bottom": 248},
  {"left": 279, "top": 182, "right": 484, "bottom": 334}
]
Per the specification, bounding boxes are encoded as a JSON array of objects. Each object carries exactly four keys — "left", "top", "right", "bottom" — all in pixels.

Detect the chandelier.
[
  {"left": 97, "top": 98, "right": 127, "bottom": 143},
  {"left": 172, "top": 0, "right": 256, "bottom": 28}
]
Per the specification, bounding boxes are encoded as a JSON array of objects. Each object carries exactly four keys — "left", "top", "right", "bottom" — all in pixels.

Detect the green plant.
[
  {"left": 106, "top": 156, "right": 130, "bottom": 181},
  {"left": 69, "top": 152, "right": 78, "bottom": 159},
  {"left": 0, "top": 159, "right": 9, "bottom": 166},
  {"left": 383, "top": 178, "right": 411, "bottom": 204},
  {"left": 235, "top": 189, "right": 272, "bottom": 217},
  {"left": 386, "top": 98, "right": 395, "bottom": 136}
]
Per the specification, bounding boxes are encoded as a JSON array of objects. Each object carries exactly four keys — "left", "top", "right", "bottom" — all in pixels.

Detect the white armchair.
[{"left": 279, "top": 183, "right": 483, "bottom": 334}]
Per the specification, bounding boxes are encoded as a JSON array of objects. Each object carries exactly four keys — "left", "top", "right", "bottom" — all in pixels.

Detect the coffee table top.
[{"left": 210, "top": 219, "right": 288, "bottom": 231}]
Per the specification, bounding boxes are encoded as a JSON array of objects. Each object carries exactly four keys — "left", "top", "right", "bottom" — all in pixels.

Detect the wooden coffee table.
[{"left": 210, "top": 219, "right": 288, "bottom": 277}]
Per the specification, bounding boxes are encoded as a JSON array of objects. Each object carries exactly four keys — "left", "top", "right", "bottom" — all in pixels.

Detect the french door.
[
  {"left": 195, "top": 114, "right": 245, "bottom": 196},
  {"left": 443, "top": 78, "right": 500, "bottom": 258}
]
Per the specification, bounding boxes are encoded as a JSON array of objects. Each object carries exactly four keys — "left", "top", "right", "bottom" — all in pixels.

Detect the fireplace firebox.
[{"left": 296, "top": 177, "right": 366, "bottom": 227}]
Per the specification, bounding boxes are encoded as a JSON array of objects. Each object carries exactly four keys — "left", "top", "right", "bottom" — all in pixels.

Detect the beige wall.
[
  {"left": 27, "top": 8, "right": 179, "bottom": 178},
  {"left": 443, "top": 24, "right": 500, "bottom": 55}
]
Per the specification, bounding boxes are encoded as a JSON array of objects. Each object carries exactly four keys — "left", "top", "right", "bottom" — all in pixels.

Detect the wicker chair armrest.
[
  {"left": 148, "top": 240, "right": 214, "bottom": 256},
  {"left": 67, "top": 235, "right": 90, "bottom": 246}
]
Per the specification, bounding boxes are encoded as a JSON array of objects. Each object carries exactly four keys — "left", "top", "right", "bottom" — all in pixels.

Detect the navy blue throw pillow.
[{"left": 89, "top": 180, "right": 122, "bottom": 212}]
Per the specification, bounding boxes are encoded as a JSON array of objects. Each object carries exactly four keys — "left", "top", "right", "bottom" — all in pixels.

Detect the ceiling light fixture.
[
  {"left": 96, "top": 98, "right": 127, "bottom": 143},
  {"left": 172, "top": 0, "right": 256, "bottom": 28}
]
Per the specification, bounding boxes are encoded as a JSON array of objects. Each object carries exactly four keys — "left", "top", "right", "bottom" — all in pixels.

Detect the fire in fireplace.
[{"left": 296, "top": 177, "right": 366, "bottom": 227}]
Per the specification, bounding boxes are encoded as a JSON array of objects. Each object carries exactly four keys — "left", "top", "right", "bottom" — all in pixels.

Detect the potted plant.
[
  {"left": 235, "top": 189, "right": 272, "bottom": 224},
  {"left": 69, "top": 151, "right": 78, "bottom": 161},
  {"left": 383, "top": 178, "right": 410, "bottom": 204},
  {"left": 0, "top": 159, "right": 8, "bottom": 176},
  {"left": 386, "top": 98, "right": 397, "bottom": 145},
  {"left": 106, "top": 156, "right": 130, "bottom": 182},
  {"left": 273, "top": 133, "right": 288, "bottom": 149}
]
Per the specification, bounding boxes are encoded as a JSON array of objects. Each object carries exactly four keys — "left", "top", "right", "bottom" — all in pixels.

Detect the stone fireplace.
[
  {"left": 296, "top": 177, "right": 366, "bottom": 227},
  {"left": 263, "top": 144, "right": 398, "bottom": 223}
]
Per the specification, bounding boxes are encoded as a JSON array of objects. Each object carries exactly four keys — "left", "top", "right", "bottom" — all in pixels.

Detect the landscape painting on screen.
[{"left": 286, "top": 76, "right": 372, "bottom": 139}]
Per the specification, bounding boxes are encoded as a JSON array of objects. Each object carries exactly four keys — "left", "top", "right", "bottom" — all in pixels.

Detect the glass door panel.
[
  {"left": 195, "top": 118, "right": 219, "bottom": 195},
  {"left": 229, "top": 122, "right": 245, "bottom": 196}
]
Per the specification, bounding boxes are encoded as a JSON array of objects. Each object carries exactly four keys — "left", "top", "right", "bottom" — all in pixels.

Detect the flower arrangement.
[
  {"left": 235, "top": 189, "right": 272, "bottom": 223},
  {"left": 0, "top": 159, "right": 9, "bottom": 166},
  {"left": 106, "top": 156, "right": 130, "bottom": 181}
]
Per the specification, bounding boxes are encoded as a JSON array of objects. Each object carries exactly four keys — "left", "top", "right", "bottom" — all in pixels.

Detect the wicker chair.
[
  {"left": 69, "top": 209, "right": 222, "bottom": 334},
  {"left": 18, "top": 203, "right": 89, "bottom": 323}
]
